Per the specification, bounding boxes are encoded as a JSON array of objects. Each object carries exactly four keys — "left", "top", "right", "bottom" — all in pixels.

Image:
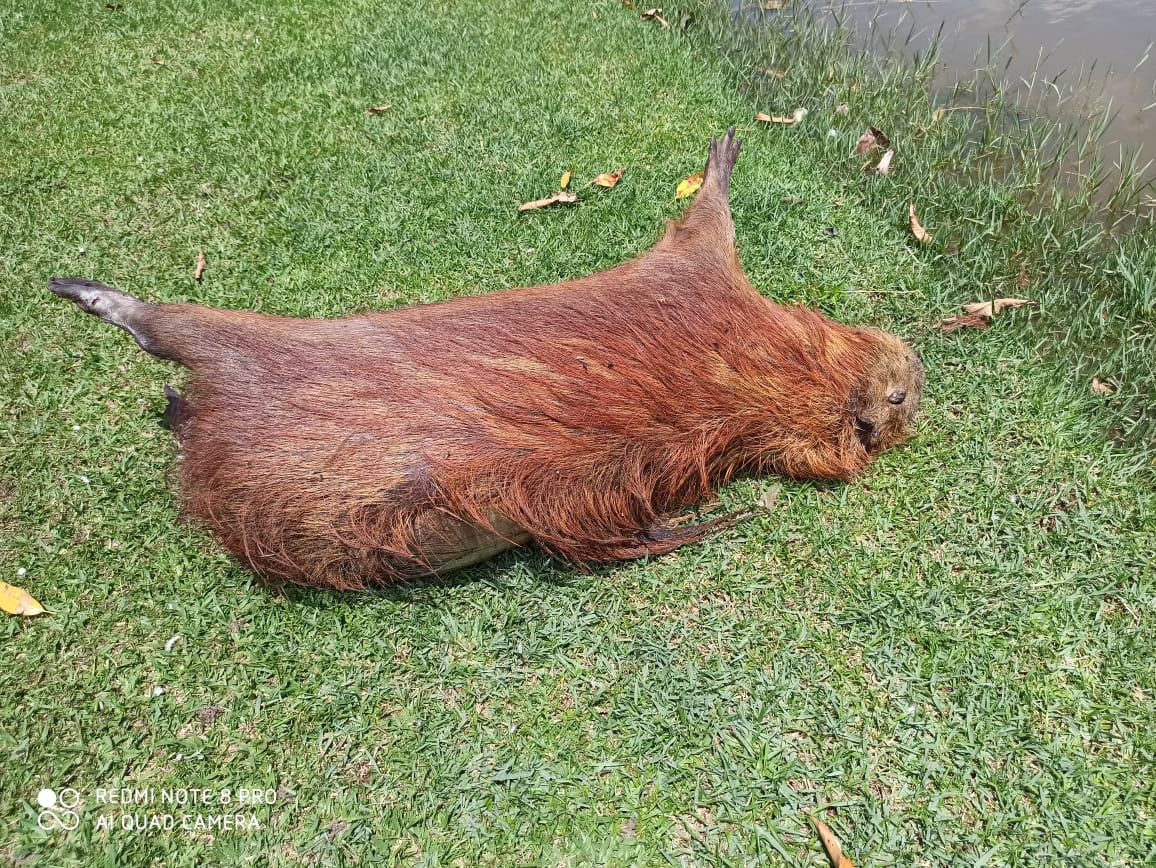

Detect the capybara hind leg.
[
  {"left": 49, "top": 277, "right": 176, "bottom": 360},
  {"left": 660, "top": 129, "right": 742, "bottom": 252}
]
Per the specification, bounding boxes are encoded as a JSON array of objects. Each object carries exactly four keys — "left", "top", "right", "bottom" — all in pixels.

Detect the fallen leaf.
[
  {"left": 782, "top": 195, "right": 804, "bottom": 204},
  {"left": 875, "top": 149, "right": 894, "bottom": 175},
  {"left": 835, "top": 102, "right": 849, "bottom": 115},
  {"left": 762, "top": 0, "right": 791, "bottom": 8},
  {"left": 1092, "top": 378, "right": 1116, "bottom": 395},
  {"left": 756, "top": 66, "right": 787, "bottom": 79},
  {"left": 961, "top": 298, "right": 1035, "bottom": 317},
  {"left": 591, "top": 169, "right": 623, "bottom": 189},
  {"left": 559, "top": 169, "right": 572, "bottom": 190},
  {"left": 0, "top": 582, "right": 50, "bottom": 616},
  {"left": 810, "top": 816, "right": 854, "bottom": 868},
  {"left": 1018, "top": 260, "right": 1030, "bottom": 290},
  {"left": 622, "top": 0, "right": 634, "bottom": 7},
  {"left": 193, "top": 250, "right": 206, "bottom": 282},
  {"left": 641, "top": 8, "right": 670, "bottom": 28},
  {"left": 518, "top": 191, "right": 578, "bottom": 212},
  {"left": 757, "top": 483, "right": 781, "bottom": 511},
  {"left": 679, "top": 12, "right": 693, "bottom": 30},
  {"left": 855, "top": 126, "right": 890, "bottom": 153},
  {"left": 908, "top": 202, "right": 933, "bottom": 244},
  {"left": 676, "top": 171, "right": 704, "bottom": 199},
  {"left": 932, "top": 107, "right": 947, "bottom": 123},
  {"left": 366, "top": 105, "right": 392, "bottom": 115},
  {"left": 756, "top": 108, "right": 806, "bottom": 125},
  {"left": 940, "top": 313, "right": 991, "bottom": 333}
]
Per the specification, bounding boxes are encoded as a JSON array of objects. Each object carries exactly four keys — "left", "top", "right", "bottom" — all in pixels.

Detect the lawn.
[{"left": 1, "top": 0, "right": 1153, "bottom": 864}]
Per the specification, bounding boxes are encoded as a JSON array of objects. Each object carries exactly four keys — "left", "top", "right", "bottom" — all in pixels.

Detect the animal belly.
[{"left": 411, "top": 510, "right": 532, "bottom": 573}]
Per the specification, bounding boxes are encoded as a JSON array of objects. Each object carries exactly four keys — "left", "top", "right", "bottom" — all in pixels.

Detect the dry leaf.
[
  {"left": 640, "top": 8, "right": 670, "bottom": 28},
  {"left": 675, "top": 172, "right": 704, "bottom": 200},
  {"left": 810, "top": 816, "right": 854, "bottom": 868},
  {"left": 757, "top": 483, "right": 781, "bottom": 511},
  {"left": 875, "top": 149, "right": 894, "bottom": 175},
  {"left": 762, "top": 0, "right": 790, "bottom": 8},
  {"left": 518, "top": 191, "right": 578, "bottom": 212},
  {"left": 835, "top": 102, "right": 849, "bottom": 115},
  {"left": 1018, "top": 260, "right": 1030, "bottom": 290},
  {"left": 592, "top": 169, "right": 623, "bottom": 189},
  {"left": 366, "top": 105, "right": 392, "bottom": 115},
  {"left": 755, "top": 66, "right": 787, "bottom": 79},
  {"left": 855, "top": 126, "right": 890, "bottom": 153},
  {"left": 932, "top": 107, "right": 947, "bottom": 123},
  {"left": 961, "top": 298, "right": 1035, "bottom": 317},
  {"left": 940, "top": 313, "right": 990, "bottom": 333},
  {"left": 756, "top": 108, "right": 806, "bottom": 125},
  {"left": 1092, "top": 378, "right": 1116, "bottom": 395},
  {"left": 0, "top": 582, "right": 50, "bottom": 617},
  {"left": 193, "top": 250, "right": 206, "bottom": 282},
  {"left": 559, "top": 169, "right": 572, "bottom": 190},
  {"left": 782, "top": 195, "right": 804, "bottom": 204},
  {"left": 908, "top": 202, "right": 933, "bottom": 244}
]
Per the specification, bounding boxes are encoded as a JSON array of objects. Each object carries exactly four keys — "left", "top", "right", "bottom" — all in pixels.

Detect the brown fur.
[{"left": 51, "top": 131, "right": 924, "bottom": 590}]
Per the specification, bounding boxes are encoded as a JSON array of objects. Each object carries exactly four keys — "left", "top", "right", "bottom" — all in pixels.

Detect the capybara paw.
[
  {"left": 706, "top": 128, "right": 742, "bottom": 187},
  {"left": 49, "top": 277, "right": 142, "bottom": 330}
]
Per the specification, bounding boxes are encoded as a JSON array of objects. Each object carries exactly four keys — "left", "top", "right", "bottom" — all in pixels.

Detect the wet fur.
[{"left": 51, "top": 131, "right": 924, "bottom": 590}]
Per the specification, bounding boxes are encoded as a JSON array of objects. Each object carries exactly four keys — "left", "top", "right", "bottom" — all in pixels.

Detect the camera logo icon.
[{"left": 37, "top": 788, "right": 81, "bottom": 831}]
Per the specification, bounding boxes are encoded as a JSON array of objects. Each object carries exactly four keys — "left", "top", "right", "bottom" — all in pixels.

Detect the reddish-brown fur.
[{"left": 51, "top": 131, "right": 924, "bottom": 590}]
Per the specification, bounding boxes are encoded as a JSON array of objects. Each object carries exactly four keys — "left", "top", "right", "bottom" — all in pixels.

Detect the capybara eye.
[{"left": 888, "top": 390, "right": 907, "bottom": 405}]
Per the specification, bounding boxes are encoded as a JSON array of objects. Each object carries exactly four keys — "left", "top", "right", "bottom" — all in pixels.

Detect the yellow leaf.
[
  {"left": 518, "top": 191, "right": 578, "bottom": 212},
  {"left": 559, "top": 169, "right": 572, "bottom": 190},
  {"left": 908, "top": 202, "right": 933, "bottom": 244},
  {"left": 0, "top": 582, "right": 50, "bottom": 617},
  {"left": 193, "top": 250, "right": 206, "bottom": 282},
  {"left": 675, "top": 171, "right": 704, "bottom": 199},
  {"left": 366, "top": 104, "right": 392, "bottom": 115},
  {"left": 1092, "top": 377, "right": 1116, "bottom": 395},
  {"left": 809, "top": 816, "right": 855, "bottom": 868},
  {"left": 591, "top": 168, "right": 623, "bottom": 189},
  {"left": 757, "top": 108, "right": 806, "bottom": 125}
]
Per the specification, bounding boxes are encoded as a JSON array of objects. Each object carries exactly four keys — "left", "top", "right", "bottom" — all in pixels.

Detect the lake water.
[{"left": 808, "top": 0, "right": 1156, "bottom": 162}]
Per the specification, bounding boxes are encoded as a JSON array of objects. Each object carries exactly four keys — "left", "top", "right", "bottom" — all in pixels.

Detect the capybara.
[{"left": 51, "top": 130, "right": 924, "bottom": 590}]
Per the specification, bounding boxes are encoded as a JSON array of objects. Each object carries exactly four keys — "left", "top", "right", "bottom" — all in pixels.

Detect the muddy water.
[{"left": 809, "top": 0, "right": 1156, "bottom": 160}]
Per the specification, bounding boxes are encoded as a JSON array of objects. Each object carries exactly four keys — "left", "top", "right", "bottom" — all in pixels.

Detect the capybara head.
[{"left": 850, "top": 331, "right": 925, "bottom": 452}]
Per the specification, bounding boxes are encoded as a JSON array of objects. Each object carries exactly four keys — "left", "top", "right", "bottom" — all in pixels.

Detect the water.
[{"left": 809, "top": 0, "right": 1156, "bottom": 161}]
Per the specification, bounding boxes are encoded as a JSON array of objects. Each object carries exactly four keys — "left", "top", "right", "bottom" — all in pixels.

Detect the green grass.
[{"left": 1, "top": 0, "right": 1154, "bottom": 865}]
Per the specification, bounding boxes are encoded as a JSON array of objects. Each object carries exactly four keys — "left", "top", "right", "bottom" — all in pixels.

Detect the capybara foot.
[
  {"left": 705, "top": 127, "right": 742, "bottom": 193},
  {"left": 49, "top": 278, "right": 146, "bottom": 332}
]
